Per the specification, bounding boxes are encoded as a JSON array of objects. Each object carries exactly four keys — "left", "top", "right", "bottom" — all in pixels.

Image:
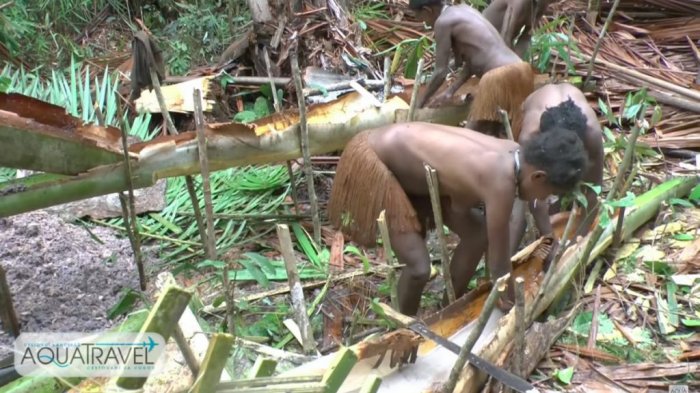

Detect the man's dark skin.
[
  {"left": 482, "top": 0, "right": 554, "bottom": 57},
  {"left": 366, "top": 123, "right": 585, "bottom": 315},
  {"left": 509, "top": 83, "right": 604, "bottom": 254},
  {"left": 411, "top": 2, "right": 523, "bottom": 109}
]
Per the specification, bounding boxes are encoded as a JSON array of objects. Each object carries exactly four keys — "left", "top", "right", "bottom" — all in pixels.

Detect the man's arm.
[
  {"left": 418, "top": 20, "right": 452, "bottom": 108},
  {"left": 529, "top": 198, "right": 552, "bottom": 236},
  {"left": 485, "top": 187, "right": 516, "bottom": 307}
]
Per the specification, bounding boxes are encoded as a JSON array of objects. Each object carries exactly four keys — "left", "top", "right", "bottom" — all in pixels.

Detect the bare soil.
[{"left": 0, "top": 211, "right": 158, "bottom": 358}]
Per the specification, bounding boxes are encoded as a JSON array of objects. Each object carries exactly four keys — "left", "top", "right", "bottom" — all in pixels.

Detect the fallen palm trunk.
[
  {"left": 452, "top": 176, "right": 698, "bottom": 393},
  {"left": 0, "top": 91, "right": 468, "bottom": 217}
]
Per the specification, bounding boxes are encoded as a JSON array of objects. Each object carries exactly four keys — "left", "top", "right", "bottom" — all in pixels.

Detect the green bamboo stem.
[{"left": 189, "top": 333, "right": 235, "bottom": 393}]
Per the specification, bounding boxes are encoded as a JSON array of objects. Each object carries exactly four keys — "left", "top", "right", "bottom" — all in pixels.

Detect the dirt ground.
[{"left": 0, "top": 211, "right": 157, "bottom": 358}]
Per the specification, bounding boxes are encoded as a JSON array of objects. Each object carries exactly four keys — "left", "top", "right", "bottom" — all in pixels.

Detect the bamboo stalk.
[
  {"left": 442, "top": 273, "right": 510, "bottom": 393},
  {"left": 118, "top": 118, "right": 146, "bottom": 291},
  {"left": 584, "top": 0, "right": 622, "bottom": 86},
  {"left": 408, "top": 58, "right": 425, "bottom": 122},
  {"left": 377, "top": 210, "right": 399, "bottom": 310},
  {"left": 189, "top": 333, "right": 235, "bottom": 393},
  {"left": 193, "top": 88, "right": 217, "bottom": 260},
  {"left": 424, "top": 164, "right": 456, "bottom": 304},
  {"left": 513, "top": 277, "right": 525, "bottom": 378},
  {"left": 291, "top": 48, "right": 322, "bottom": 246},
  {"left": 277, "top": 224, "right": 318, "bottom": 355},
  {"left": 218, "top": 375, "right": 322, "bottom": 389},
  {"left": 498, "top": 109, "right": 515, "bottom": 141},
  {"left": 235, "top": 337, "right": 314, "bottom": 364},
  {"left": 248, "top": 357, "right": 278, "bottom": 378},
  {"left": 185, "top": 179, "right": 208, "bottom": 248},
  {"left": 171, "top": 324, "right": 201, "bottom": 377},
  {"left": 383, "top": 56, "right": 392, "bottom": 102}
]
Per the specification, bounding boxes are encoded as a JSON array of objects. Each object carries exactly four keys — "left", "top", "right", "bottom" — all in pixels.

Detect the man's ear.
[{"left": 530, "top": 170, "right": 547, "bottom": 184}]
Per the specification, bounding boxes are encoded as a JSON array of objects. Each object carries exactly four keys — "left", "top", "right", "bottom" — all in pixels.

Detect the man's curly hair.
[
  {"left": 522, "top": 126, "right": 588, "bottom": 191},
  {"left": 539, "top": 98, "right": 587, "bottom": 141}
]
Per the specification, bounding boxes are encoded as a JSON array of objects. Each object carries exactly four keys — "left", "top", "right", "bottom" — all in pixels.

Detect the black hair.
[
  {"left": 539, "top": 98, "right": 587, "bottom": 141},
  {"left": 409, "top": 0, "right": 442, "bottom": 9},
  {"left": 522, "top": 126, "right": 588, "bottom": 191}
]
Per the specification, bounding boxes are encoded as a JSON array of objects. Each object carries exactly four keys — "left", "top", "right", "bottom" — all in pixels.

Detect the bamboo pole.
[
  {"left": 277, "top": 224, "right": 318, "bottom": 355},
  {"left": 377, "top": 210, "right": 399, "bottom": 310},
  {"left": 291, "top": 47, "right": 322, "bottom": 246},
  {"left": 442, "top": 274, "right": 510, "bottom": 393},
  {"left": 584, "top": 0, "right": 622, "bottom": 86},
  {"left": 408, "top": 58, "right": 425, "bottom": 122},
  {"left": 118, "top": 117, "right": 146, "bottom": 291},
  {"left": 193, "top": 88, "right": 217, "bottom": 260},
  {"left": 383, "top": 56, "right": 392, "bottom": 102},
  {"left": 189, "top": 333, "right": 235, "bottom": 393},
  {"left": 424, "top": 164, "right": 456, "bottom": 304},
  {"left": 512, "top": 277, "right": 525, "bottom": 378}
]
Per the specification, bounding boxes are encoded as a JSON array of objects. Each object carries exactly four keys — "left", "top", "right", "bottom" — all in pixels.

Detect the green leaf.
[
  {"left": 666, "top": 281, "right": 679, "bottom": 327},
  {"left": 254, "top": 96, "right": 271, "bottom": 117},
  {"left": 292, "top": 223, "right": 321, "bottom": 267},
  {"left": 681, "top": 318, "right": 700, "bottom": 327},
  {"left": 644, "top": 260, "right": 674, "bottom": 276},
  {"left": 651, "top": 105, "right": 663, "bottom": 127},
  {"left": 244, "top": 252, "right": 277, "bottom": 276},
  {"left": 197, "top": 259, "right": 227, "bottom": 270},
  {"left": 689, "top": 184, "right": 700, "bottom": 202},
  {"left": 107, "top": 288, "right": 141, "bottom": 319},
  {"left": 238, "top": 257, "right": 270, "bottom": 288},
  {"left": 669, "top": 198, "right": 694, "bottom": 208},
  {"left": 358, "top": 19, "right": 367, "bottom": 30},
  {"left": 234, "top": 110, "right": 258, "bottom": 123},
  {"left": 608, "top": 191, "right": 636, "bottom": 208},
  {"left": 0, "top": 76, "right": 10, "bottom": 93},
  {"left": 554, "top": 367, "right": 574, "bottom": 385},
  {"left": 673, "top": 233, "right": 695, "bottom": 241},
  {"left": 404, "top": 38, "right": 426, "bottom": 79},
  {"left": 571, "top": 311, "right": 593, "bottom": 335}
]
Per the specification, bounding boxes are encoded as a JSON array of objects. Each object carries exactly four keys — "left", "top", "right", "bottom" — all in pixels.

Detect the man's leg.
[
  {"left": 393, "top": 230, "right": 432, "bottom": 316},
  {"left": 443, "top": 205, "right": 487, "bottom": 301}
]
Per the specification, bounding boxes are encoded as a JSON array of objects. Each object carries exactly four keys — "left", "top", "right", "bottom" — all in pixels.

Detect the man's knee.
[{"left": 404, "top": 261, "right": 431, "bottom": 284}]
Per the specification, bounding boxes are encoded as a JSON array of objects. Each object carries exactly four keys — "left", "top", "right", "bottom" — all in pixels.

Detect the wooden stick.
[
  {"left": 248, "top": 357, "right": 278, "bottom": 378},
  {"left": 383, "top": 56, "right": 392, "bottom": 102},
  {"left": 584, "top": 0, "right": 622, "bottom": 86},
  {"left": 512, "top": 277, "right": 525, "bottom": 378},
  {"left": 118, "top": 118, "right": 146, "bottom": 291},
  {"left": 218, "top": 375, "right": 322, "bottom": 389},
  {"left": 424, "top": 164, "right": 456, "bottom": 304},
  {"left": 235, "top": 337, "right": 314, "bottom": 364},
  {"left": 407, "top": 58, "right": 425, "bottom": 122},
  {"left": 0, "top": 264, "right": 19, "bottom": 337},
  {"left": 277, "top": 224, "right": 318, "bottom": 355},
  {"left": 190, "top": 333, "right": 235, "bottom": 393},
  {"left": 194, "top": 88, "right": 218, "bottom": 260},
  {"left": 170, "top": 324, "right": 201, "bottom": 377},
  {"left": 291, "top": 47, "right": 322, "bottom": 246},
  {"left": 498, "top": 109, "right": 515, "bottom": 141},
  {"left": 587, "top": 284, "right": 601, "bottom": 349},
  {"left": 377, "top": 210, "right": 399, "bottom": 310},
  {"left": 442, "top": 273, "right": 510, "bottom": 393},
  {"left": 263, "top": 47, "right": 281, "bottom": 113},
  {"left": 185, "top": 179, "right": 208, "bottom": 248}
]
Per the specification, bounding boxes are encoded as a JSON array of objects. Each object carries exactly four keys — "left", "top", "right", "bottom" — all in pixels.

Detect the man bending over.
[
  {"left": 410, "top": 0, "right": 535, "bottom": 137},
  {"left": 509, "top": 83, "right": 604, "bottom": 255},
  {"left": 328, "top": 122, "right": 587, "bottom": 316}
]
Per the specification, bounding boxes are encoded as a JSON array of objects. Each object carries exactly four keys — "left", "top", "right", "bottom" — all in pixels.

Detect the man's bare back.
[{"left": 412, "top": 2, "right": 522, "bottom": 108}]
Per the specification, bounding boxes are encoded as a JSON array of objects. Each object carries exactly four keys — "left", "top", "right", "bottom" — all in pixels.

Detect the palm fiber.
[
  {"left": 467, "top": 61, "right": 535, "bottom": 140},
  {"left": 328, "top": 131, "right": 422, "bottom": 247}
]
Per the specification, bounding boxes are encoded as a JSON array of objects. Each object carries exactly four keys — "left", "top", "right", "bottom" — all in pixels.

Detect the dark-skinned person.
[
  {"left": 409, "top": 0, "right": 535, "bottom": 137},
  {"left": 509, "top": 82, "right": 604, "bottom": 255},
  {"left": 328, "top": 121, "right": 588, "bottom": 316}
]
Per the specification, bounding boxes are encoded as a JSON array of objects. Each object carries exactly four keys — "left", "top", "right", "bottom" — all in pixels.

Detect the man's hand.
[{"left": 543, "top": 237, "right": 560, "bottom": 272}]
